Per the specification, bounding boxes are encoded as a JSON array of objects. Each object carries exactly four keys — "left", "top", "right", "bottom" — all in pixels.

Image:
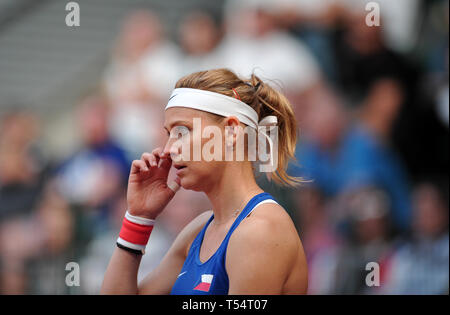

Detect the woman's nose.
[{"left": 162, "top": 138, "right": 179, "bottom": 159}]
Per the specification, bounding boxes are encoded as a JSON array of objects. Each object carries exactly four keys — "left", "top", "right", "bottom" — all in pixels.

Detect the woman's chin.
[{"left": 179, "top": 177, "right": 202, "bottom": 192}]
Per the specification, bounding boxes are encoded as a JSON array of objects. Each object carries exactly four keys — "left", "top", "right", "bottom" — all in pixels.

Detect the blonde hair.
[{"left": 175, "top": 68, "right": 302, "bottom": 187}]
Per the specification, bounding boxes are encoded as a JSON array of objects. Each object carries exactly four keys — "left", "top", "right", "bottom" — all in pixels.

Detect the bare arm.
[
  {"left": 101, "top": 210, "right": 212, "bottom": 295},
  {"left": 100, "top": 229, "right": 182, "bottom": 295},
  {"left": 101, "top": 247, "right": 142, "bottom": 294},
  {"left": 226, "top": 203, "right": 307, "bottom": 294},
  {"left": 101, "top": 148, "right": 179, "bottom": 294}
]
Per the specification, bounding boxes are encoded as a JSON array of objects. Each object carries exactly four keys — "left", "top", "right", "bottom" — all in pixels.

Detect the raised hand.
[{"left": 126, "top": 148, "right": 180, "bottom": 220}]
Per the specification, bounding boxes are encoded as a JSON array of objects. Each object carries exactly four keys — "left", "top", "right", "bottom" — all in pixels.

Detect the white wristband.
[{"left": 125, "top": 211, "right": 155, "bottom": 226}]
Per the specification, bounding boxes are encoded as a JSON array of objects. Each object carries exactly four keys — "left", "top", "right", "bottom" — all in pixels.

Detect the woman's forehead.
[{"left": 164, "top": 107, "right": 217, "bottom": 126}]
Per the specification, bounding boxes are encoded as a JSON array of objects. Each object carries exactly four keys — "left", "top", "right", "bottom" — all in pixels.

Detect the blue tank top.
[{"left": 170, "top": 192, "right": 278, "bottom": 295}]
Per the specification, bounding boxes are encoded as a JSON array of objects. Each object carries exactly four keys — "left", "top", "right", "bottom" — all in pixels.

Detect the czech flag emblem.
[{"left": 193, "top": 274, "right": 214, "bottom": 292}]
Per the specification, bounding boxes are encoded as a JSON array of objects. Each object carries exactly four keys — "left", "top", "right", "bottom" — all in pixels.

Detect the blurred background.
[{"left": 0, "top": 0, "right": 448, "bottom": 294}]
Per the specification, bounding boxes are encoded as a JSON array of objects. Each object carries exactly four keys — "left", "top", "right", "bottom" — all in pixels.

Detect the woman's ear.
[
  {"left": 224, "top": 116, "right": 240, "bottom": 128},
  {"left": 223, "top": 116, "right": 240, "bottom": 148}
]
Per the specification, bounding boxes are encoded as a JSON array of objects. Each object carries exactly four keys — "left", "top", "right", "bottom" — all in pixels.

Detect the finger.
[
  {"left": 167, "top": 176, "right": 181, "bottom": 193},
  {"left": 131, "top": 159, "right": 149, "bottom": 174},
  {"left": 141, "top": 152, "right": 157, "bottom": 168},
  {"left": 158, "top": 155, "right": 172, "bottom": 172},
  {"left": 157, "top": 151, "right": 173, "bottom": 167},
  {"left": 151, "top": 147, "right": 164, "bottom": 160},
  {"left": 150, "top": 148, "right": 165, "bottom": 167}
]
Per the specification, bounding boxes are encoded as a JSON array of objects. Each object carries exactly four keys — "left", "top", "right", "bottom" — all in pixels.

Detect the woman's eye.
[{"left": 170, "top": 126, "right": 190, "bottom": 138}]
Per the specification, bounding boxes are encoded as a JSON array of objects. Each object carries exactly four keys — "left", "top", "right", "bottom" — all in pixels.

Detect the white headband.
[
  {"left": 164, "top": 88, "right": 278, "bottom": 172},
  {"left": 165, "top": 88, "right": 277, "bottom": 129}
]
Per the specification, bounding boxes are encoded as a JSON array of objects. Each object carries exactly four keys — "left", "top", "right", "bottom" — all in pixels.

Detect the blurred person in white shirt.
[
  {"left": 273, "top": 0, "right": 421, "bottom": 54},
  {"left": 220, "top": 0, "right": 321, "bottom": 94},
  {"left": 216, "top": 0, "right": 334, "bottom": 134},
  {"left": 103, "top": 10, "right": 182, "bottom": 159}
]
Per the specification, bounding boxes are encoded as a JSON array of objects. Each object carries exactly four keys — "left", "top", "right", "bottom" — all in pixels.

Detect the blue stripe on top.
[{"left": 170, "top": 192, "right": 278, "bottom": 295}]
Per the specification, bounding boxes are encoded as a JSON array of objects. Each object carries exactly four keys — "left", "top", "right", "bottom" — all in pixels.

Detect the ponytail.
[
  {"left": 246, "top": 74, "right": 302, "bottom": 187},
  {"left": 175, "top": 69, "right": 304, "bottom": 187}
]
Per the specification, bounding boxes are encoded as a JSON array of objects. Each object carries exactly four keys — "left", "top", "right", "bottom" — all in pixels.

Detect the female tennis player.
[{"left": 101, "top": 68, "right": 308, "bottom": 295}]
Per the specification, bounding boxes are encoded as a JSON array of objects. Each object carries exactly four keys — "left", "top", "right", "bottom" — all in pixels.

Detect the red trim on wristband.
[{"left": 119, "top": 217, "right": 154, "bottom": 245}]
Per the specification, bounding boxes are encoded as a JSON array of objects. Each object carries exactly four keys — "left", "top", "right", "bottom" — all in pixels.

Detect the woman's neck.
[{"left": 203, "top": 162, "right": 264, "bottom": 225}]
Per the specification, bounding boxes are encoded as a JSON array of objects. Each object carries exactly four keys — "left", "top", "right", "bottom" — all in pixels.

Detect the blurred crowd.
[{"left": 0, "top": 0, "right": 448, "bottom": 294}]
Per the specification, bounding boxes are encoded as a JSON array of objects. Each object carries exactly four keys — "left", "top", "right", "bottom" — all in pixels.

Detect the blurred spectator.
[
  {"left": 414, "top": 0, "right": 449, "bottom": 178},
  {"left": 218, "top": 0, "right": 322, "bottom": 102},
  {"left": 291, "top": 78, "right": 412, "bottom": 232},
  {"left": 333, "top": 8, "right": 416, "bottom": 105},
  {"left": 274, "top": 0, "right": 421, "bottom": 53},
  {"left": 344, "top": 78, "right": 413, "bottom": 233},
  {"left": 178, "top": 11, "right": 223, "bottom": 75},
  {"left": 26, "top": 182, "right": 76, "bottom": 294},
  {"left": 274, "top": 0, "right": 344, "bottom": 28},
  {"left": 104, "top": 10, "right": 180, "bottom": 105},
  {"left": 54, "top": 95, "right": 130, "bottom": 236},
  {"left": 295, "top": 188, "right": 339, "bottom": 262},
  {"left": 383, "top": 183, "right": 449, "bottom": 294},
  {"left": 294, "top": 187, "right": 341, "bottom": 294},
  {"left": 0, "top": 110, "right": 48, "bottom": 221},
  {"left": 342, "top": 0, "right": 421, "bottom": 54},
  {"left": 0, "top": 180, "right": 75, "bottom": 294},
  {"left": 418, "top": 0, "right": 449, "bottom": 74},
  {"left": 0, "top": 217, "right": 44, "bottom": 294},
  {"left": 103, "top": 10, "right": 180, "bottom": 158},
  {"left": 269, "top": 0, "right": 345, "bottom": 83},
  {"left": 330, "top": 5, "right": 448, "bottom": 182},
  {"left": 332, "top": 187, "right": 394, "bottom": 294}
]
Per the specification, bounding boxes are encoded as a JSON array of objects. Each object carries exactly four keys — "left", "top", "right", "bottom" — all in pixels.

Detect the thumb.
[{"left": 166, "top": 176, "right": 181, "bottom": 196}]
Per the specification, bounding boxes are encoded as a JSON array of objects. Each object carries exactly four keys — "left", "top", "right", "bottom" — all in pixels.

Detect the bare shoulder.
[
  {"left": 227, "top": 202, "right": 301, "bottom": 269},
  {"left": 231, "top": 202, "right": 300, "bottom": 250},
  {"left": 226, "top": 202, "right": 307, "bottom": 294},
  {"left": 174, "top": 210, "right": 213, "bottom": 257}
]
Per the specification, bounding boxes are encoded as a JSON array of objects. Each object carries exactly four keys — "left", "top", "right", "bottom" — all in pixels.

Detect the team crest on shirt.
[{"left": 193, "top": 274, "right": 214, "bottom": 292}]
